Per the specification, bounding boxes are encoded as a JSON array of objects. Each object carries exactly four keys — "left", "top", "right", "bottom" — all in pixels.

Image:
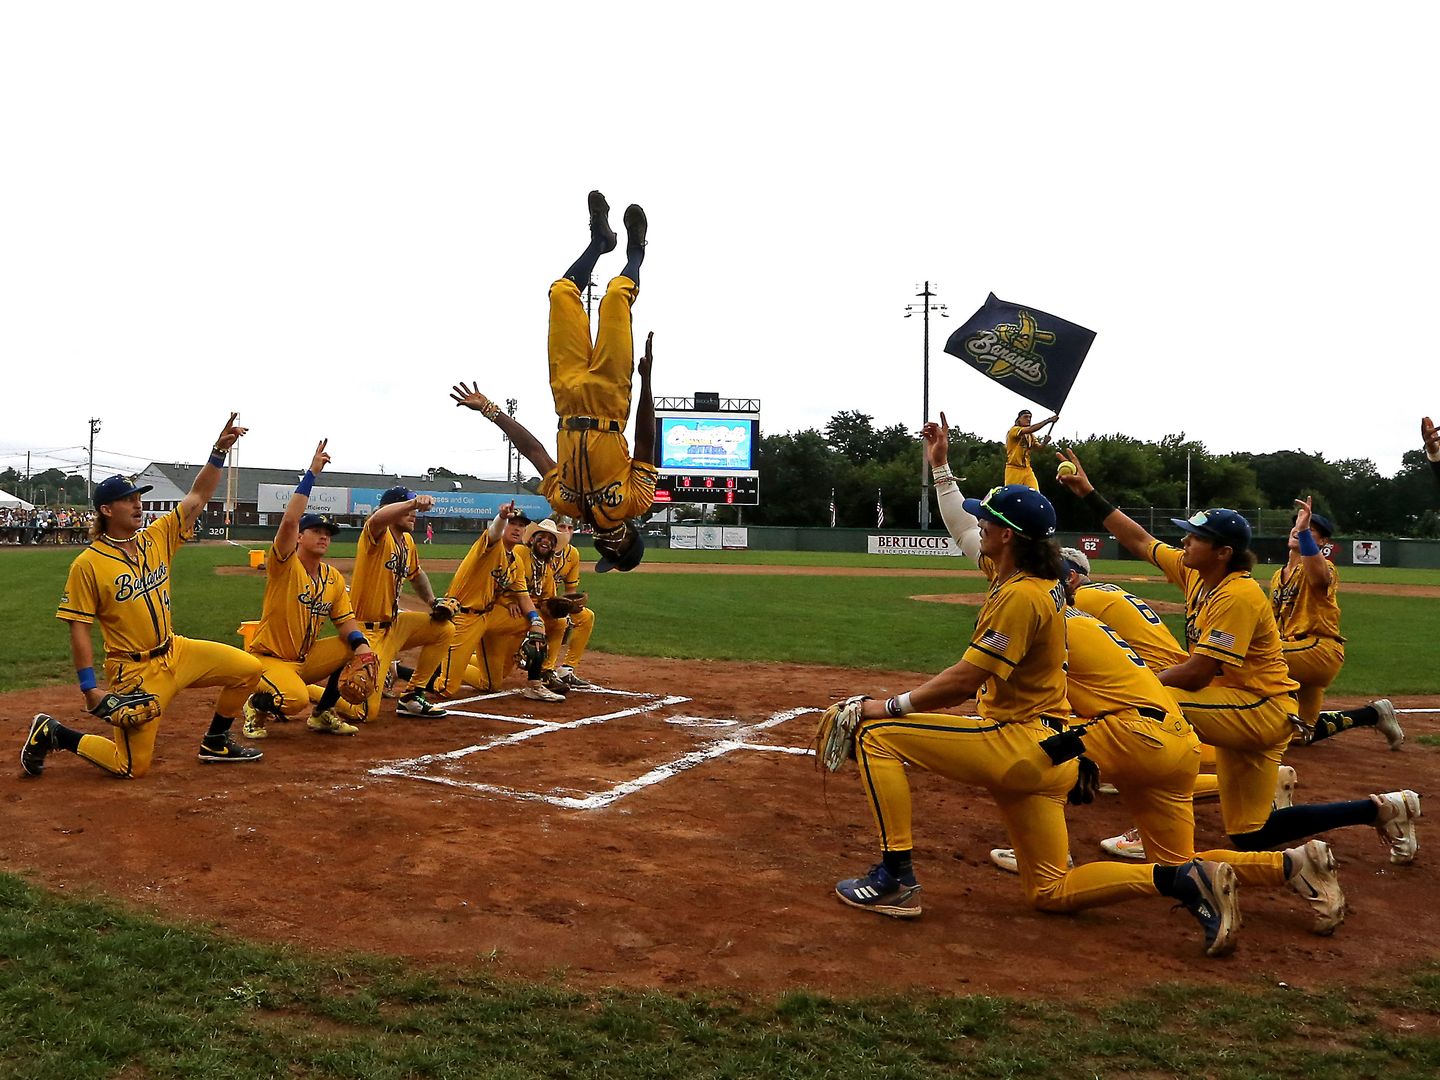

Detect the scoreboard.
[{"left": 652, "top": 473, "right": 759, "bottom": 506}]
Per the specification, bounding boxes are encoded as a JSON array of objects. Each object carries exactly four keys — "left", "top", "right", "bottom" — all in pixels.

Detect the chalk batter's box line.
[{"left": 369, "top": 705, "right": 822, "bottom": 810}]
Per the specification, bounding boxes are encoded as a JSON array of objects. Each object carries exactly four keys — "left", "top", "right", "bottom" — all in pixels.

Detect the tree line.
[{"left": 720, "top": 412, "right": 1439, "bottom": 537}]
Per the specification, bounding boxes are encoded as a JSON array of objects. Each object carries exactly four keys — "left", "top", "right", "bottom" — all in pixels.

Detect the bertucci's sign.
[{"left": 867, "top": 534, "right": 960, "bottom": 557}]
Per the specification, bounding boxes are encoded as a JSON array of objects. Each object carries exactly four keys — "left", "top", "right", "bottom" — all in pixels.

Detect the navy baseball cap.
[
  {"left": 1309, "top": 513, "right": 1335, "bottom": 539},
  {"left": 93, "top": 474, "right": 153, "bottom": 508},
  {"left": 594, "top": 522, "right": 646, "bottom": 572},
  {"left": 962, "top": 484, "right": 1057, "bottom": 540},
  {"left": 298, "top": 512, "right": 341, "bottom": 535},
  {"left": 1170, "top": 508, "right": 1252, "bottom": 551},
  {"left": 379, "top": 486, "right": 417, "bottom": 506}
]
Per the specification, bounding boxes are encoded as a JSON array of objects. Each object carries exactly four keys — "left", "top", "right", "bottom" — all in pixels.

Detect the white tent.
[{"left": 0, "top": 489, "right": 35, "bottom": 510}]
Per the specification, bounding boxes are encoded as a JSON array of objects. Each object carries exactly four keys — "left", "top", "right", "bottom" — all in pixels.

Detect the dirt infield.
[{"left": 2, "top": 661, "right": 1436, "bottom": 999}]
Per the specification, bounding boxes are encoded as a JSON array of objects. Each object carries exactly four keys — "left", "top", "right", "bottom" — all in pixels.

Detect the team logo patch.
[{"left": 978, "top": 628, "right": 1011, "bottom": 652}]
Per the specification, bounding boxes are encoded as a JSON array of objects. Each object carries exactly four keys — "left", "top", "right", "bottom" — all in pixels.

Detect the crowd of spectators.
[{"left": 0, "top": 506, "right": 94, "bottom": 544}]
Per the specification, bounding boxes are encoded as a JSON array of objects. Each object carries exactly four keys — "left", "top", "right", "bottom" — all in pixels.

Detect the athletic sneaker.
[
  {"left": 1101, "top": 827, "right": 1147, "bottom": 860},
  {"left": 521, "top": 682, "right": 565, "bottom": 703},
  {"left": 1273, "top": 765, "right": 1298, "bottom": 810},
  {"left": 1284, "top": 839, "right": 1346, "bottom": 935},
  {"left": 396, "top": 692, "right": 448, "bottom": 718},
  {"left": 1372, "top": 790, "right": 1422, "bottom": 865},
  {"left": 197, "top": 733, "right": 263, "bottom": 763},
  {"left": 988, "top": 848, "right": 1074, "bottom": 875},
  {"left": 241, "top": 697, "right": 270, "bottom": 740},
  {"left": 1371, "top": 699, "right": 1404, "bottom": 751},
  {"left": 1173, "top": 859, "right": 1241, "bottom": 957},
  {"left": 307, "top": 709, "right": 359, "bottom": 736},
  {"left": 834, "top": 864, "right": 922, "bottom": 918},
  {"left": 540, "top": 670, "right": 571, "bottom": 697},
  {"left": 1097, "top": 782, "right": 1120, "bottom": 796},
  {"left": 559, "top": 669, "right": 592, "bottom": 689},
  {"left": 20, "top": 713, "right": 57, "bottom": 777}
]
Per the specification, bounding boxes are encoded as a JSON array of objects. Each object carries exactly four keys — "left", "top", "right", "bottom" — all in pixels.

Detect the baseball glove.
[
  {"left": 338, "top": 651, "right": 380, "bottom": 705},
  {"left": 518, "top": 627, "right": 548, "bottom": 670},
  {"left": 431, "top": 596, "right": 460, "bottom": 622},
  {"left": 90, "top": 689, "right": 161, "bottom": 731},
  {"left": 814, "top": 695, "right": 869, "bottom": 772},
  {"left": 540, "top": 593, "right": 586, "bottom": 619}
]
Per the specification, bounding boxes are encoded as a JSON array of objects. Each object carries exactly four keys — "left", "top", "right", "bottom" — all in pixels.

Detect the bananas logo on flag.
[{"left": 944, "top": 293, "right": 1096, "bottom": 413}]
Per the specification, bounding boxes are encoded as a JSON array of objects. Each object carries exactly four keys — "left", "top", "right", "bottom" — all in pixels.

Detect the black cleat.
[
  {"left": 588, "top": 190, "right": 617, "bottom": 252},
  {"left": 623, "top": 203, "right": 647, "bottom": 253},
  {"left": 20, "top": 713, "right": 58, "bottom": 777},
  {"left": 197, "top": 732, "right": 264, "bottom": 763}
]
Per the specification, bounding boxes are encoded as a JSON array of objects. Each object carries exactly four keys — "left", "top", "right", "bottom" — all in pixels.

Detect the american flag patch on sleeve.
[
  {"left": 978, "top": 628, "right": 1011, "bottom": 652},
  {"left": 1206, "top": 629, "right": 1237, "bottom": 649}
]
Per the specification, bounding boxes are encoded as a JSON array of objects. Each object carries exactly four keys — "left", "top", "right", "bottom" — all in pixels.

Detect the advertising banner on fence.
[
  {"left": 349, "top": 488, "right": 552, "bottom": 519},
  {"left": 721, "top": 527, "right": 748, "bottom": 549},
  {"left": 1352, "top": 540, "right": 1382, "bottom": 565},
  {"left": 257, "top": 484, "right": 350, "bottom": 515},
  {"left": 867, "top": 534, "right": 961, "bottom": 557}
]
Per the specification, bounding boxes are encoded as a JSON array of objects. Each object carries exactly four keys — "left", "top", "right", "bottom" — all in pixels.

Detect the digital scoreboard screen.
[
  {"left": 652, "top": 473, "right": 759, "bottom": 506},
  {"left": 652, "top": 409, "right": 760, "bottom": 506}
]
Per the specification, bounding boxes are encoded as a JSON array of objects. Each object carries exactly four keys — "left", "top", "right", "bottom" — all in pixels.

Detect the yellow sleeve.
[
  {"left": 963, "top": 586, "right": 1041, "bottom": 681},
  {"left": 1191, "top": 588, "right": 1255, "bottom": 668},
  {"left": 1147, "top": 540, "right": 1188, "bottom": 587},
  {"left": 56, "top": 556, "right": 97, "bottom": 624}
]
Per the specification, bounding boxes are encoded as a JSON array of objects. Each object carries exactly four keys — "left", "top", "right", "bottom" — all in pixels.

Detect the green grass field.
[
  {"left": 3, "top": 544, "right": 1437, "bottom": 695},
  {"left": 4, "top": 541, "right": 1440, "bottom": 1077}
]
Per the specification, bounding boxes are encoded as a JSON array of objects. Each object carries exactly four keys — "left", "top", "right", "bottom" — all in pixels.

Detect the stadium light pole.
[
  {"left": 87, "top": 417, "right": 102, "bottom": 504},
  {"left": 904, "top": 283, "right": 946, "bottom": 530},
  {"left": 505, "top": 398, "right": 519, "bottom": 491}
]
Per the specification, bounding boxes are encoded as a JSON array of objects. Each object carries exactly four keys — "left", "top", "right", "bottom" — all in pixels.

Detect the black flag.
[{"left": 944, "top": 293, "right": 1096, "bottom": 413}]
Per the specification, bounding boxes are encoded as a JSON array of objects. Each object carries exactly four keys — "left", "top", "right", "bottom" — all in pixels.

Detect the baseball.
[{"left": 1056, "top": 461, "right": 1078, "bottom": 478}]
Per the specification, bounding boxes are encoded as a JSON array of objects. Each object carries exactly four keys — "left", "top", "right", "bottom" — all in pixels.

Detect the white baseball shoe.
[
  {"left": 1284, "top": 838, "right": 1345, "bottom": 935},
  {"left": 1100, "top": 827, "right": 1146, "bottom": 860},
  {"left": 522, "top": 681, "right": 565, "bottom": 703},
  {"left": 1371, "top": 699, "right": 1404, "bottom": 751},
  {"left": 988, "top": 848, "right": 1073, "bottom": 874},
  {"left": 1372, "top": 790, "right": 1422, "bottom": 865},
  {"left": 1273, "top": 765, "right": 1298, "bottom": 810}
]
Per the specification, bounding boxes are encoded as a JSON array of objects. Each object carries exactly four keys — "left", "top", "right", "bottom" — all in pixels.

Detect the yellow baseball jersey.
[
  {"left": 1148, "top": 541, "right": 1299, "bottom": 697},
  {"left": 350, "top": 524, "right": 418, "bottom": 624},
  {"left": 553, "top": 543, "right": 582, "bottom": 594},
  {"left": 509, "top": 544, "right": 557, "bottom": 601},
  {"left": 56, "top": 509, "right": 188, "bottom": 654},
  {"left": 1071, "top": 581, "right": 1188, "bottom": 672},
  {"left": 249, "top": 544, "right": 354, "bottom": 661},
  {"left": 1269, "top": 561, "right": 1344, "bottom": 642},
  {"left": 963, "top": 571, "right": 1070, "bottom": 724},
  {"left": 1061, "top": 607, "right": 1182, "bottom": 722},
  {"left": 1005, "top": 426, "right": 1035, "bottom": 471},
  {"left": 449, "top": 532, "right": 510, "bottom": 610},
  {"left": 539, "top": 435, "right": 657, "bottom": 531}
]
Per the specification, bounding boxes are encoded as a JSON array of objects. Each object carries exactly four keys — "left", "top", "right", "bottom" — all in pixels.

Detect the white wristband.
[
  {"left": 895, "top": 692, "right": 914, "bottom": 715},
  {"left": 931, "top": 464, "right": 954, "bottom": 484}
]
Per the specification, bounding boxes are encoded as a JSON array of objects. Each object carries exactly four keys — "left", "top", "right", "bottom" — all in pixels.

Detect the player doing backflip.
[{"left": 452, "top": 190, "right": 658, "bottom": 572}]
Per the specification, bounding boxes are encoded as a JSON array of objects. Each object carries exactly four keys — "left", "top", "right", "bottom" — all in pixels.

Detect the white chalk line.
[{"left": 369, "top": 704, "right": 821, "bottom": 809}]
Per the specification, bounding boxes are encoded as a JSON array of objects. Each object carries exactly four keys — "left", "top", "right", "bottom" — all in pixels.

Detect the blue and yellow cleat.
[{"left": 835, "top": 864, "right": 922, "bottom": 918}]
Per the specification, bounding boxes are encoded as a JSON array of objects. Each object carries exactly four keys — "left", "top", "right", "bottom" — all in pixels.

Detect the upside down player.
[
  {"left": 22, "top": 414, "right": 264, "bottom": 778},
  {"left": 1055, "top": 448, "right": 1421, "bottom": 867},
  {"left": 452, "top": 190, "right": 657, "bottom": 573},
  {"left": 822, "top": 483, "right": 1244, "bottom": 958},
  {"left": 925, "top": 421, "right": 1345, "bottom": 935},
  {"left": 241, "top": 440, "right": 377, "bottom": 740}
]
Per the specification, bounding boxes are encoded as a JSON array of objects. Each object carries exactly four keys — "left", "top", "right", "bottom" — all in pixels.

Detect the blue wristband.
[
  {"left": 346, "top": 631, "right": 368, "bottom": 650},
  {"left": 1297, "top": 528, "right": 1320, "bottom": 557},
  {"left": 295, "top": 470, "right": 316, "bottom": 496},
  {"left": 77, "top": 667, "right": 97, "bottom": 692},
  {"left": 527, "top": 611, "right": 543, "bottom": 624},
  {"left": 207, "top": 452, "right": 225, "bottom": 469}
]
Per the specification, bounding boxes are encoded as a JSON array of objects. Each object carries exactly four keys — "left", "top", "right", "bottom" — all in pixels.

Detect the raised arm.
[
  {"left": 631, "top": 332, "right": 657, "bottom": 465},
  {"left": 451, "top": 383, "right": 558, "bottom": 477},
  {"left": 1018, "top": 414, "right": 1059, "bottom": 437},
  {"left": 179, "top": 413, "right": 247, "bottom": 531},
  {"left": 1423, "top": 417, "right": 1440, "bottom": 482},
  {"left": 923, "top": 410, "right": 980, "bottom": 560},
  {"left": 1054, "top": 446, "right": 1160, "bottom": 560},
  {"left": 276, "top": 440, "right": 331, "bottom": 553},
  {"left": 1291, "top": 496, "right": 1333, "bottom": 589},
  {"left": 365, "top": 494, "right": 434, "bottom": 542}
]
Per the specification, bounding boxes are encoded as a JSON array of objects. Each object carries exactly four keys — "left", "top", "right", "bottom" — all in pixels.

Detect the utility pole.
[
  {"left": 25, "top": 451, "right": 31, "bottom": 504},
  {"left": 903, "top": 283, "right": 947, "bottom": 530},
  {"left": 505, "top": 398, "right": 519, "bottom": 491},
  {"left": 583, "top": 274, "right": 599, "bottom": 320},
  {"left": 87, "top": 417, "right": 102, "bottom": 503}
]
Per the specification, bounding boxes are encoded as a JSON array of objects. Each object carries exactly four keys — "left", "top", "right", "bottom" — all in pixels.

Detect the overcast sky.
[{"left": 3, "top": 3, "right": 1434, "bottom": 491}]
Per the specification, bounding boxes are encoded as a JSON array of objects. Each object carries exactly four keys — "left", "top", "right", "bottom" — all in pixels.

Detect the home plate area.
[{"left": 369, "top": 682, "right": 820, "bottom": 809}]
